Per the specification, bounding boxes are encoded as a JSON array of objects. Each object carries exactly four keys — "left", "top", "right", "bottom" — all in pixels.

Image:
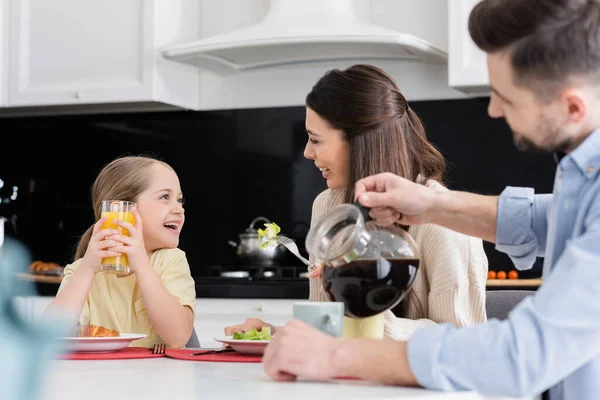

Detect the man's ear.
[{"left": 561, "top": 88, "right": 587, "bottom": 124}]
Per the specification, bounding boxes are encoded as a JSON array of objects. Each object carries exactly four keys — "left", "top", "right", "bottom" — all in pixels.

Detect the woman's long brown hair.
[
  {"left": 73, "top": 155, "right": 172, "bottom": 261},
  {"left": 305, "top": 64, "right": 446, "bottom": 203}
]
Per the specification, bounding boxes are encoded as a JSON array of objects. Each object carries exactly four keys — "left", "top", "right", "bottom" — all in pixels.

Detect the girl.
[
  {"left": 45, "top": 155, "right": 195, "bottom": 348},
  {"left": 227, "top": 64, "right": 488, "bottom": 339}
]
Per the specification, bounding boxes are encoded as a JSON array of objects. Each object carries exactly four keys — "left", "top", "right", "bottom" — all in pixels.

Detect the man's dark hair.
[{"left": 469, "top": 0, "right": 600, "bottom": 96}]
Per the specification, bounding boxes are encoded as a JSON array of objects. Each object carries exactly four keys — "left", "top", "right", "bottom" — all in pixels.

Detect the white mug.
[{"left": 292, "top": 301, "right": 344, "bottom": 337}]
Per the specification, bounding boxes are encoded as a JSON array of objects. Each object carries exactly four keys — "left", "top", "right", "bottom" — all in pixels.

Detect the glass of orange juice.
[{"left": 100, "top": 200, "right": 136, "bottom": 274}]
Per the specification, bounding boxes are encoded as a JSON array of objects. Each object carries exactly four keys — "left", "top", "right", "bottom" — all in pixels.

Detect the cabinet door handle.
[{"left": 74, "top": 91, "right": 81, "bottom": 99}]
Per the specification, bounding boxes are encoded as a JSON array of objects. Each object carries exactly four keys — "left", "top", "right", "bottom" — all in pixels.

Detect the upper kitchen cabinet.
[
  {"left": 6, "top": 0, "right": 200, "bottom": 114},
  {"left": 448, "top": 0, "right": 490, "bottom": 96}
]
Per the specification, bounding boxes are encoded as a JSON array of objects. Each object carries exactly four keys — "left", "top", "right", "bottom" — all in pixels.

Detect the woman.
[{"left": 226, "top": 64, "right": 488, "bottom": 339}]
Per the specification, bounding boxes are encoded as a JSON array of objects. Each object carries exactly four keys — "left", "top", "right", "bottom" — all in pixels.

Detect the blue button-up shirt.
[{"left": 407, "top": 127, "right": 600, "bottom": 400}]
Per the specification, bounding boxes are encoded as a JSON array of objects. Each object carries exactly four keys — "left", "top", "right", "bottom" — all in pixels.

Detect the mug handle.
[{"left": 321, "top": 314, "right": 339, "bottom": 337}]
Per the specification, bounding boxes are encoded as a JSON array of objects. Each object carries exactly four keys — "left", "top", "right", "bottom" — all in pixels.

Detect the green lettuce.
[
  {"left": 257, "top": 222, "right": 281, "bottom": 250},
  {"left": 232, "top": 327, "right": 272, "bottom": 340}
]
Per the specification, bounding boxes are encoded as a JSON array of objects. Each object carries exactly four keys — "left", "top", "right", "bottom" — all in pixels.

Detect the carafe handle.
[{"left": 353, "top": 200, "right": 372, "bottom": 223}]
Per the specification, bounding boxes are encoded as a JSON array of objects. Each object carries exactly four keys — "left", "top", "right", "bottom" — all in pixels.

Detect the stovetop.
[{"left": 196, "top": 264, "right": 310, "bottom": 281}]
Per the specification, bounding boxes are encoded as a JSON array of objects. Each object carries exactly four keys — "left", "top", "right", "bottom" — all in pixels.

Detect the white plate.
[
  {"left": 214, "top": 336, "right": 270, "bottom": 355},
  {"left": 60, "top": 333, "right": 147, "bottom": 353}
]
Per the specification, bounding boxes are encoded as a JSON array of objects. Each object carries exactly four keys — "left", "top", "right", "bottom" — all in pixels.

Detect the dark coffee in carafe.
[{"left": 322, "top": 257, "right": 419, "bottom": 318}]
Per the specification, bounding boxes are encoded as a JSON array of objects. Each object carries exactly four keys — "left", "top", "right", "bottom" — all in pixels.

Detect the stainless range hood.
[{"left": 162, "top": 0, "right": 447, "bottom": 73}]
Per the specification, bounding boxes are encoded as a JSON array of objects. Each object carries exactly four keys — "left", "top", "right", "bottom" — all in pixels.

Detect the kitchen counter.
[
  {"left": 19, "top": 273, "right": 541, "bottom": 299},
  {"left": 16, "top": 272, "right": 63, "bottom": 285},
  {"left": 39, "top": 358, "right": 535, "bottom": 400},
  {"left": 486, "top": 279, "right": 542, "bottom": 289},
  {"left": 16, "top": 274, "right": 311, "bottom": 299}
]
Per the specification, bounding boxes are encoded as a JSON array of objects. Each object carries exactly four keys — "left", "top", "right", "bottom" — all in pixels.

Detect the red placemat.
[
  {"left": 61, "top": 347, "right": 165, "bottom": 360},
  {"left": 165, "top": 349, "right": 262, "bottom": 362}
]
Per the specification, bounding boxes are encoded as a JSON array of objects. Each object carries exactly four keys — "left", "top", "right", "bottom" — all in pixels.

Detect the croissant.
[{"left": 77, "top": 324, "right": 120, "bottom": 337}]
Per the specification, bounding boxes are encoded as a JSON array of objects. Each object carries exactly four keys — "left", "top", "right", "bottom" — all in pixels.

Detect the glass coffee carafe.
[{"left": 305, "top": 202, "right": 420, "bottom": 337}]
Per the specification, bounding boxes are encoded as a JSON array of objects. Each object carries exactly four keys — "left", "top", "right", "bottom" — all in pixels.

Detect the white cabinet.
[
  {"left": 448, "top": 0, "right": 490, "bottom": 95},
  {"left": 7, "top": 0, "right": 199, "bottom": 111}
]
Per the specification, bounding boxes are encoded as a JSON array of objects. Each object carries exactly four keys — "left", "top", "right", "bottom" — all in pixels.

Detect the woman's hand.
[
  {"left": 224, "top": 317, "right": 276, "bottom": 336},
  {"left": 80, "top": 217, "right": 122, "bottom": 273},
  {"left": 308, "top": 263, "right": 323, "bottom": 278},
  {"left": 106, "top": 208, "right": 149, "bottom": 271}
]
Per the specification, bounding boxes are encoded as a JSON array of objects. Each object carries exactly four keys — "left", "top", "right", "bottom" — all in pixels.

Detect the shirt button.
[{"left": 587, "top": 165, "right": 595, "bottom": 174}]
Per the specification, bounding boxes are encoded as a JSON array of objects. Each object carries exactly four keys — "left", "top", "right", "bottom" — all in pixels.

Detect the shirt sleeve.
[
  {"left": 55, "top": 261, "right": 91, "bottom": 326},
  {"left": 158, "top": 250, "right": 196, "bottom": 313},
  {"left": 495, "top": 187, "right": 553, "bottom": 270},
  {"left": 406, "top": 217, "right": 600, "bottom": 398}
]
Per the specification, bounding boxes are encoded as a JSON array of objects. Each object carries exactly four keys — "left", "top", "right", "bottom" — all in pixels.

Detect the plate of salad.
[{"left": 213, "top": 327, "right": 272, "bottom": 355}]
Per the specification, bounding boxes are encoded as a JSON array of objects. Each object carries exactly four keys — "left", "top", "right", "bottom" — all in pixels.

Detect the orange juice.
[{"left": 100, "top": 202, "right": 136, "bottom": 274}]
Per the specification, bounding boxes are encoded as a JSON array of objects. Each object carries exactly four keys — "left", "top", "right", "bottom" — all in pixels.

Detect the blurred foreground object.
[{"left": 0, "top": 229, "right": 66, "bottom": 400}]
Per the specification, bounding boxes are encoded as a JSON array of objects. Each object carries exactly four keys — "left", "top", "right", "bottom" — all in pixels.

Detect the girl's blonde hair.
[{"left": 73, "top": 155, "right": 173, "bottom": 261}]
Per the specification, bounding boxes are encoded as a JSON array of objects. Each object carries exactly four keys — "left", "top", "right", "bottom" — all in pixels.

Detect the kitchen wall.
[{"left": 0, "top": 97, "right": 555, "bottom": 277}]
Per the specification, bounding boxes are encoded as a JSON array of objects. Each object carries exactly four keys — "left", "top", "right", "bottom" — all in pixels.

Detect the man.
[{"left": 262, "top": 0, "right": 600, "bottom": 398}]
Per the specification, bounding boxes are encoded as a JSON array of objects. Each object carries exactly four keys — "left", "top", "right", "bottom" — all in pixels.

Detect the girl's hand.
[
  {"left": 106, "top": 208, "right": 148, "bottom": 271},
  {"left": 81, "top": 217, "right": 122, "bottom": 273},
  {"left": 224, "top": 317, "right": 277, "bottom": 336}
]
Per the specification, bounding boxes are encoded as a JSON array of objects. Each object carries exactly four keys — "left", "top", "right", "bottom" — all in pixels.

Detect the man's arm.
[
  {"left": 429, "top": 190, "right": 499, "bottom": 243},
  {"left": 431, "top": 187, "right": 552, "bottom": 269},
  {"left": 494, "top": 187, "right": 552, "bottom": 269},
  {"left": 405, "top": 219, "right": 600, "bottom": 398},
  {"left": 356, "top": 174, "right": 552, "bottom": 269}
]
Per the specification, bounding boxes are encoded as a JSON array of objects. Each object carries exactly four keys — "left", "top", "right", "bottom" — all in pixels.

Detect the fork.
[
  {"left": 151, "top": 343, "right": 165, "bottom": 354},
  {"left": 276, "top": 236, "right": 311, "bottom": 266}
]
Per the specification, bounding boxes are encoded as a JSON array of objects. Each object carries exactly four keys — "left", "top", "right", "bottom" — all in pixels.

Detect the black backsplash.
[{"left": 0, "top": 98, "right": 556, "bottom": 277}]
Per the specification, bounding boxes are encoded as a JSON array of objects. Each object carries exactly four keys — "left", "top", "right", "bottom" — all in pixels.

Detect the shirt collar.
[{"left": 564, "top": 126, "right": 600, "bottom": 178}]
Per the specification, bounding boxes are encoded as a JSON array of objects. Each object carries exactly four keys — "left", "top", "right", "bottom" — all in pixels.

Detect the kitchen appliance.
[
  {"left": 305, "top": 202, "right": 420, "bottom": 318},
  {"left": 163, "top": 0, "right": 447, "bottom": 73},
  {"left": 227, "top": 216, "right": 287, "bottom": 266}
]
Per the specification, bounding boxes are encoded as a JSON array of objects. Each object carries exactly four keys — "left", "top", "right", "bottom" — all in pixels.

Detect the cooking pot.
[{"left": 228, "top": 216, "right": 287, "bottom": 266}]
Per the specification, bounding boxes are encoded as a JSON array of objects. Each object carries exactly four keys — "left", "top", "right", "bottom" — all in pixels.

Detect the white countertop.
[{"left": 39, "top": 357, "right": 534, "bottom": 400}]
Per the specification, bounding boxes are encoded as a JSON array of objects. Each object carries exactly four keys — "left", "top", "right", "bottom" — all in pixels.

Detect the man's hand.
[
  {"left": 355, "top": 172, "right": 437, "bottom": 226},
  {"left": 262, "top": 319, "right": 339, "bottom": 382},
  {"left": 262, "top": 319, "right": 420, "bottom": 387}
]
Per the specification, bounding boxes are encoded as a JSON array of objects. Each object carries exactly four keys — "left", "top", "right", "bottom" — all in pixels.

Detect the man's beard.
[{"left": 512, "top": 113, "right": 573, "bottom": 154}]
